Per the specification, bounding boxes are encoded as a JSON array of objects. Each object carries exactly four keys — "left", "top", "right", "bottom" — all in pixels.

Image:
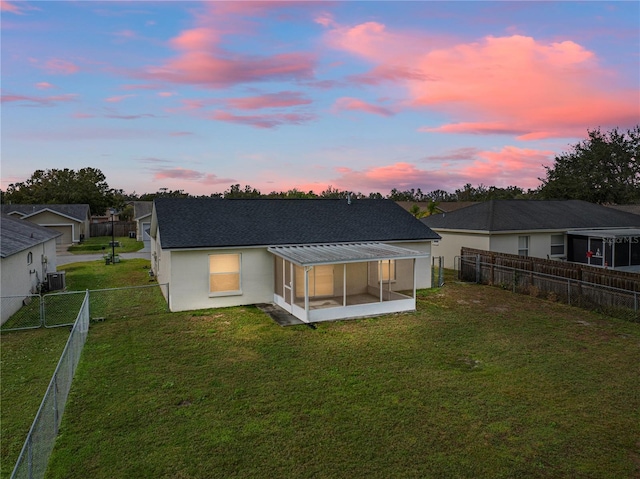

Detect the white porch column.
[
  {"left": 343, "top": 263, "right": 347, "bottom": 306},
  {"left": 304, "top": 266, "right": 311, "bottom": 321},
  {"left": 412, "top": 258, "right": 417, "bottom": 299}
]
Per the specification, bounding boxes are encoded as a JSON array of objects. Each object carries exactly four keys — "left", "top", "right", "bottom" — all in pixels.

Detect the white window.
[
  {"left": 518, "top": 236, "right": 530, "bottom": 257},
  {"left": 295, "top": 265, "right": 334, "bottom": 298},
  {"left": 27, "top": 252, "right": 33, "bottom": 265},
  {"left": 550, "top": 234, "right": 565, "bottom": 256},
  {"left": 379, "top": 260, "right": 396, "bottom": 281},
  {"left": 209, "top": 254, "right": 241, "bottom": 295}
]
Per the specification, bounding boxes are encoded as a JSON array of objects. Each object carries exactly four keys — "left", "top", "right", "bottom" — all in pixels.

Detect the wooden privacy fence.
[
  {"left": 90, "top": 221, "right": 136, "bottom": 238},
  {"left": 458, "top": 247, "right": 640, "bottom": 322}
]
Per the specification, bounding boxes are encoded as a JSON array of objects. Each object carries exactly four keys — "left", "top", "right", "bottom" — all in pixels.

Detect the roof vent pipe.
[{"left": 347, "top": 193, "right": 351, "bottom": 205}]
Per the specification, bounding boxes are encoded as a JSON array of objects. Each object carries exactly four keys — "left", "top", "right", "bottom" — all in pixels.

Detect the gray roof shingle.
[
  {"left": 1, "top": 214, "right": 61, "bottom": 258},
  {"left": 421, "top": 200, "right": 640, "bottom": 232},
  {"left": 133, "top": 201, "right": 153, "bottom": 220},
  {"left": 0, "top": 204, "right": 90, "bottom": 221},
  {"left": 155, "top": 198, "right": 440, "bottom": 249}
]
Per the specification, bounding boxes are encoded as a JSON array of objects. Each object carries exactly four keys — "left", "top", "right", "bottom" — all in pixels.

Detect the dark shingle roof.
[
  {"left": 155, "top": 198, "right": 440, "bottom": 249},
  {"left": 133, "top": 201, "right": 153, "bottom": 220},
  {"left": 421, "top": 200, "right": 640, "bottom": 232},
  {"left": 0, "top": 204, "right": 90, "bottom": 222},
  {"left": 1, "top": 214, "right": 61, "bottom": 258}
]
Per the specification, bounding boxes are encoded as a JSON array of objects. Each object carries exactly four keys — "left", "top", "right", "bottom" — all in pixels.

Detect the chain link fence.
[
  {"left": 10, "top": 291, "right": 90, "bottom": 479},
  {"left": 456, "top": 255, "right": 640, "bottom": 322},
  {"left": 1, "top": 284, "right": 169, "bottom": 332}
]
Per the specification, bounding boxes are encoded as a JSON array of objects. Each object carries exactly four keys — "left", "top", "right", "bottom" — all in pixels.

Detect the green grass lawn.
[
  {"left": 44, "top": 276, "right": 640, "bottom": 477},
  {"left": 0, "top": 258, "right": 160, "bottom": 477},
  {"left": 66, "top": 236, "right": 143, "bottom": 254},
  {"left": 2, "top": 262, "right": 639, "bottom": 478},
  {"left": 0, "top": 327, "right": 71, "bottom": 478}
]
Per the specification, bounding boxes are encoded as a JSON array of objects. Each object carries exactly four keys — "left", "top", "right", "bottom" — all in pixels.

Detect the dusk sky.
[{"left": 2, "top": 1, "right": 639, "bottom": 197}]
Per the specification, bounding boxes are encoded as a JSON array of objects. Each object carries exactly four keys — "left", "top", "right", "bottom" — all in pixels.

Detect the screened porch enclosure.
[{"left": 269, "top": 243, "right": 428, "bottom": 323}]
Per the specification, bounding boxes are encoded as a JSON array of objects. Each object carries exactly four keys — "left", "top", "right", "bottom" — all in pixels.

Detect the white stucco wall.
[
  {"left": 0, "top": 238, "right": 57, "bottom": 324},
  {"left": 167, "top": 247, "right": 274, "bottom": 312},
  {"left": 490, "top": 232, "right": 566, "bottom": 260},
  {"left": 431, "top": 230, "right": 567, "bottom": 269},
  {"left": 429, "top": 232, "right": 490, "bottom": 269},
  {"left": 390, "top": 241, "right": 433, "bottom": 289}
]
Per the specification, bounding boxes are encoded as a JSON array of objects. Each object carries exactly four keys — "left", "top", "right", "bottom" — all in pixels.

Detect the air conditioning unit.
[{"left": 47, "top": 271, "right": 66, "bottom": 291}]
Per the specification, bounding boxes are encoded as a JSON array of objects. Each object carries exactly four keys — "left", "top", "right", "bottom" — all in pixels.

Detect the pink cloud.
[
  {"left": 211, "top": 110, "right": 315, "bottom": 128},
  {"left": 1, "top": 93, "right": 78, "bottom": 107},
  {"left": 137, "top": 3, "right": 317, "bottom": 88},
  {"left": 226, "top": 91, "right": 312, "bottom": 110},
  {"left": 105, "top": 94, "right": 135, "bottom": 103},
  {"left": 322, "top": 20, "right": 639, "bottom": 138},
  {"left": 0, "top": 0, "right": 37, "bottom": 14},
  {"left": 158, "top": 91, "right": 177, "bottom": 97},
  {"left": 333, "top": 97, "right": 394, "bottom": 117},
  {"left": 44, "top": 58, "right": 80, "bottom": 75},
  {"left": 35, "top": 82, "right": 55, "bottom": 90},
  {"left": 142, "top": 50, "right": 315, "bottom": 88},
  {"left": 153, "top": 167, "right": 234, "bottom": 185},
  {"left": 326, "top": 146, "right": 553, "bottom": 193}
]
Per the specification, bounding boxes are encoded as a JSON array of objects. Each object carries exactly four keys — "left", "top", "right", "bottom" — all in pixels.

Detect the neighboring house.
[
  {"left": 1, "top": 204, "right": 91, "bottom": 244},
  {"left": 422, "top": 200, "right": 640, "bottom": 271},
  {"left": 396, "top": 201, "right": 476, "bottom": 216},
  {"left": 151, "top": 198, "right": 440, "bottom": 323},
  {"left": 0, "top": 215, "right": 60, "bottom": 324},
  {"left": 133, "top": 201, "right": 153, "bottom": 246},
  {"left": 606, "top": 204, "right": 640, "bottom": 217}
]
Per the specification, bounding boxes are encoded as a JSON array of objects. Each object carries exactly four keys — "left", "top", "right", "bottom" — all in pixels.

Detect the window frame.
[
  {"left": 379, "top": 259, "right": 397, "bottom": 282},
  {"left": 518, "top": 236, "right": 530, "bottom": 257},
  {"left": 550, "top": 234, "right": 565, "bottom": 256},
  {"left": 27, "top": 251, "right": 33, "bottom": 265},
  {"left": 208, "top": 253, "right": 242, "bottom": 297},
  {"left": 295, "top": 264, "right": 334, "bottom": 298}
]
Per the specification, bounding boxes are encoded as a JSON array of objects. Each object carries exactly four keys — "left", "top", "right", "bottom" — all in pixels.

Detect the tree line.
[{"left": 2, "top": 126, "right": 638, "bottom": 216}]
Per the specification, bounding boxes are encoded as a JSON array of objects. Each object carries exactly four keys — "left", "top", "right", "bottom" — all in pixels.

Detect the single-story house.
[
  {"left": 151, "top": 198, "right": 440, "bottom": 323},
  {"left": 396, "top": 201, "right": 476, "bottom": 216},
  {"left": 0, "top": 214, "right": 61, "bottom": 324},
  {"left": 133, "top": 201, "right": 153, "bottom": 246},
  {"left": 1, "top": 204, "right": 91, "bottom": 244},
  {"left": 422, "top": 200, "right": 640, "bottom": 271}
]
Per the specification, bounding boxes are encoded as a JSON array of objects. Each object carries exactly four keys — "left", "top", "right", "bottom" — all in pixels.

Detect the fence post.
[
  {"left": 475, "top": 255, "right": 480, "bottom": 283},
  {"left": 53, "top": 372, "right": 59, "bottom": 436},
  {"left": 567, "top": 279, "right": 571, "bottom": 306},
  {"left": 635, "top": 291, "right": 638, "bottom": 313},
  {"left": 40, "top": 295, "right": 45, "bottom": 328}
]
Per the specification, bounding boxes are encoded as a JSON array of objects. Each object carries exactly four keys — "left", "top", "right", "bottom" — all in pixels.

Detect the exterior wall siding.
[
  {"left": 168, "top": 247, "right": 274, "bottom": 312},
  {"left": 430, "top": 232, "right": 490, "bottom": 269},
  {"left": 0, "top": 238, "right": 57, "bottom": 324},
  {"left": 391, "top": 241, "right": 432, "bottom": 289},
  {"left": 23, "top": 210, "right": 86, "bottom": 243}
]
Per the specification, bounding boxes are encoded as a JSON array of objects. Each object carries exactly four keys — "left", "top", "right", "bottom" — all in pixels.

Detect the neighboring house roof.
[
  {"left": 395, "top": 201, "right": 476, "bottom": 214},
  {"left": 436, "top": 202, "right": 477, "bottom": 213},
  {"left": 421, "top": 200, "right": 640, "bottom": 232},
  {"left": 154, "top": 198, "right": 440, "bottom": 249},
  {"left": 0, "top": 214, "right": 61, "bottom": 258},
  {"left": 133, "top": 201, "right": 153, "bottom": 220},
  {"left": 0, "top": 204, "right": 90, "bottom": 222},
  {"left": 606, "top": 204, "right": 640, "bottom": 216}
]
